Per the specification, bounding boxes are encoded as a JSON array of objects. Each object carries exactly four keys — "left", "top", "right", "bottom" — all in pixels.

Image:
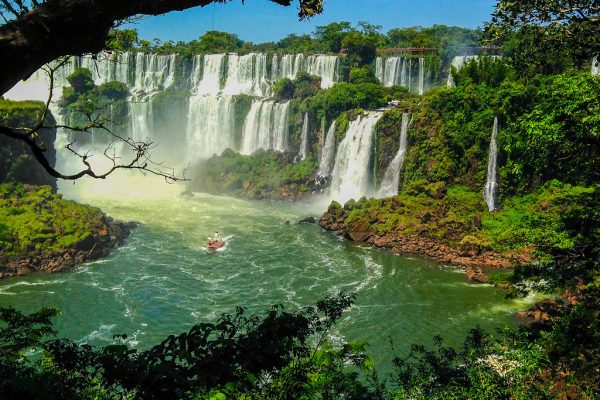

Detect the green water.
[{"left": 0, "top": 180, "right": 534, "bottom": 369}]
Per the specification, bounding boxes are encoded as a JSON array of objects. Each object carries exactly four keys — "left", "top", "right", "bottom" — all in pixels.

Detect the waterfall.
[
  {"left": 272, "top": 54, "right": 338, "bottom": 88},
  {"left": 317, "top": 121, "right": 336, "bottom": 177},
  {"left": 483, "top": 117, "right": 499, "bottom": 212},
  {"left": 12, "top": 50, "right": 340, "bottom": 170},
  {"left": 223, "top": 53, "right": 269, "bottom": 97},
  {"left": 377, "top": 113, "right": 410, "bottom": 197},
  {"left": 329, "top": 112, "right": 383, "bottom": 203},
  {"left": 275, "top": 54, "right": 301, "bottom": 80},
  {"left": 299, "top": 113, "right": 309, "bottom": 160},
  {"left": 241, "top": 100, "right": 290, "bottom": 154},
  {"left": 187, "top": 96, "right": 236, "bottom": 159},
  {"left": 375, "top": 56, "right": 425, "bottom": 94},
  {"left": 418, "top": 58, "right": 425, "bottom": 96},
  {"left": 191, "top": 54, "right": 225, "bottom": 95},
  {"left": 272, "top": 102, "right": 290, "bottom": 152},
  {"left": 305, "top": 55, "right": 338, "bottom": 88},
  {"left": 593, "top": 56, "right": 600, "bottom": 76},
  {"left": 129, "top": 101, "right": 155, "bottom": 142}
]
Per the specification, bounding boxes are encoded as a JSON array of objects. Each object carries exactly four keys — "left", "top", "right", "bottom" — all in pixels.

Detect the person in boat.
[{"left": 207, "top": 232, "right": 224, "bottom": 249}]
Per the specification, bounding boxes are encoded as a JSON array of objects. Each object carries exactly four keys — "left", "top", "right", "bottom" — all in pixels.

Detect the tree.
[
  {"left": 0, "top": 0, "right": 324, "bottom": 182},
  {"left": 484, "top": 0, "right": 599, "bottom": 75},
  {"left": 0, "top": 0, "right": 323, "bottom": 96},
  {"left": 0, "top": 293, "right": 379, "bottom": 399},
  {"left": 313, "top": 21, "right": 353, "bottom": 53},
  {"left": 195, "top": 30, "right": 244, "bottom": 53}
]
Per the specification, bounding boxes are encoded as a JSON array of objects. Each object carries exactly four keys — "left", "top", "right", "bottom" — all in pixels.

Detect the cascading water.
[
  {"left": 305, "top": 55, "right": 338, "bottom": 89},
  {"left": 317, "top": 121, "right": 336, "bottom": 177},
  {"left": 272, "top": 54, "right": 338, "bottom": 89},
  {"left": 375, "top": 56, "right": 425, "bottom": 94},
  {"left": 418, "top": 58, "right": 425, "bottom": 96},
  {"left": 377, "top": 113, "right": 410, "bottom": 197},
  {"left": 483, "top": 117, "right": 499, "bottom": 212},
  {"left": 592, "top": 56, "right": 600, "bottom": 76},
  {"left": 222, "top": 53, "right": 270, "bottom": 97},
  {"left": 191, "top": 54, "right": 225, "bottom": 95},
  {"left": 299, "top": 113, "right": 309, "bottom": 161},
  {"left": 329, "top": 112, "right": 383, "bottom": 203},
  {"left": 240, "top": 100, "right": 290, "bottom": 154},
  {"left": 187, "top": 96, "right": 236, "bottom": 159},
  {"left": 129, "top": 101, "right": 155, "bottom": 142},
  {"left": 11, "top": 50, "right": 341, "bottom": 170}
]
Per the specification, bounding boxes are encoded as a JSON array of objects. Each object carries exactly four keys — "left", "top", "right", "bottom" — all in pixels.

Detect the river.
[{"left": 0, "top": 174, "right": 534, "bottom": 369}]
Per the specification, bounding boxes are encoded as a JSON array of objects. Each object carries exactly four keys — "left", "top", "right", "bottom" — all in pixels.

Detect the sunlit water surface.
[{"left": 0, "top": 176, "right": 535, "bottom": 369}]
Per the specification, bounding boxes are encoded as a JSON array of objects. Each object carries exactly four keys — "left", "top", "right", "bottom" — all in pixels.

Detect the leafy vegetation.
[
  {"left": 60, "top": 67, "right": 129, "bottom": 144},
  {"left": 0, "top": 293, "right": 384, "bottom": 400},
  {"left": 0, "top": 99, "right": 57, "bottom": 188},
  {"left": 0, "top": 183, "right": 105, "bottom": 256},
  {"left": 191, "top": 149, "right": 319, "bottom": 199}
]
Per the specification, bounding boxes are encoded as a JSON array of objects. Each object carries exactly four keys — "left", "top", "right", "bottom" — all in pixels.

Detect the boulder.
[
  {"left": 298, "top": 216, "right": 316, "bottom": 224},
  {"left": 465, "top": 265, "right": 488, "bottom": 283}
]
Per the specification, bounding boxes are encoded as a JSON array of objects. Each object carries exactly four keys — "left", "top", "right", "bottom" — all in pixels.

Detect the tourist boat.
[{"left": 206, "top": 239, "right": 225, "bottom": 250}]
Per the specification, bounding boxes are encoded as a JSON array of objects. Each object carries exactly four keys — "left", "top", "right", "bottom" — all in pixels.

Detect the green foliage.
[
  {"left": 484, "top": 0, "right": 599, "bottom": 77},
  {"left": 293, "top": 72, "right": 322, "bottom": 100},
  {"left": 96, "top": 81, "right": 129, "bottom": 101},
  {"left": 0, "top": 294, "right": 374, "bottom": 399},
  {"left": 192, "top": 150, "right": 319, "bottom": 199},
  {"left": 273, "top": 77, "right": 296, "bottom": 100},
  {"left": 0, "top": 183, "right": 105, "bottom": 256},
  {"left": 498, "top": 73, "right": 600, "bottom": 193},
  {"left": 106, "top": 28, "right": 139, "bottom": 51},
  {"left": 0, "top": 99, "right": 57, "bottom": 188},
  {"left": 451, "top": 56, "right": 516, "bottom": 87},
  {"left": 349, "top": 67, "right": 379, "bottom": 84},
  {"left": 195, "top": 30, "right": 244, "bottom": 53},
  {"left": 66, "top": 67, "right": 94, "bottom": 94},
  {"left": 307, "top": 82, "right": 387, "bottom": 121}
]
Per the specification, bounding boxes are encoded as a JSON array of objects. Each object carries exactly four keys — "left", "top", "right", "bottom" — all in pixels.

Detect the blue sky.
[{"left": 128, "top": 0, "right": 497, "bottom": 44}]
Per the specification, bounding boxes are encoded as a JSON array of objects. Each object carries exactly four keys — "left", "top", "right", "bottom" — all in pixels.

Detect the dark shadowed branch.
[{"left": 0, "top": 0, "right": 324, "bottom": 95}]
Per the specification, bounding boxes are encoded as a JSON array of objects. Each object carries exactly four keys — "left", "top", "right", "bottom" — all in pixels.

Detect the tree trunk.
[{"left": 0, "top": 0, "right": 293, "bottom": 95}]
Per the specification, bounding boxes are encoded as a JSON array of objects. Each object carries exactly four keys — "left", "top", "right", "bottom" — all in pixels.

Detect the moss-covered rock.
[
  {"left": 0, "top": 183, "right": 135, "bottom": 278},
  {"left": 320, "top": 181, "right": 591, "bottom": 269}
]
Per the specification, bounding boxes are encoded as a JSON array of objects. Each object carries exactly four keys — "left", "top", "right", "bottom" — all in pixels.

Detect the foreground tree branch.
[
  {"left": 0, "top": 61, "right": 185, "bottom": 182},
  {"left": 0, "top": 0, "right": 323, "bottom": 95}
]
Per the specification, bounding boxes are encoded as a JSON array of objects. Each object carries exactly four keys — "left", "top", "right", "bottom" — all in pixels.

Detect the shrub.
[{"left": 66, "top": 67, "right": 94, "bottom": 93}]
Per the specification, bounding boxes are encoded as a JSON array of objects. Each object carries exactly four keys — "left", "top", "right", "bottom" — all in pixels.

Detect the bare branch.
[{"left": 0, "top": 57, "right": 187, "bottom": 183}]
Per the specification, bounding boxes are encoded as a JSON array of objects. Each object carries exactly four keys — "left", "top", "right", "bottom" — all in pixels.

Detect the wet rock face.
[{"left": 1, "top": 218, "right": 138, "bottom": 279}]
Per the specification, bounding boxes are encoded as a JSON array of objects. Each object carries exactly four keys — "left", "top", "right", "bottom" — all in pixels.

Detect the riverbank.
[
  {"left": 318, "top": 181, "right": 588, "bottom": 281},
  {"left": 0, "top": 183, "right": 136, "bottom": 279}
]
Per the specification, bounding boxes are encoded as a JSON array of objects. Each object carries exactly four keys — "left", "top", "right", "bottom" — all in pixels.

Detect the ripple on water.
[{"left": 0, "top": 192, "right": 519, "bottom": 370}]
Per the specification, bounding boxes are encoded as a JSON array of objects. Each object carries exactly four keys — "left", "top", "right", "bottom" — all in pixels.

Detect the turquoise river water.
[{"left": 0, "top": 177, "right": 535, "bottom": 369}]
